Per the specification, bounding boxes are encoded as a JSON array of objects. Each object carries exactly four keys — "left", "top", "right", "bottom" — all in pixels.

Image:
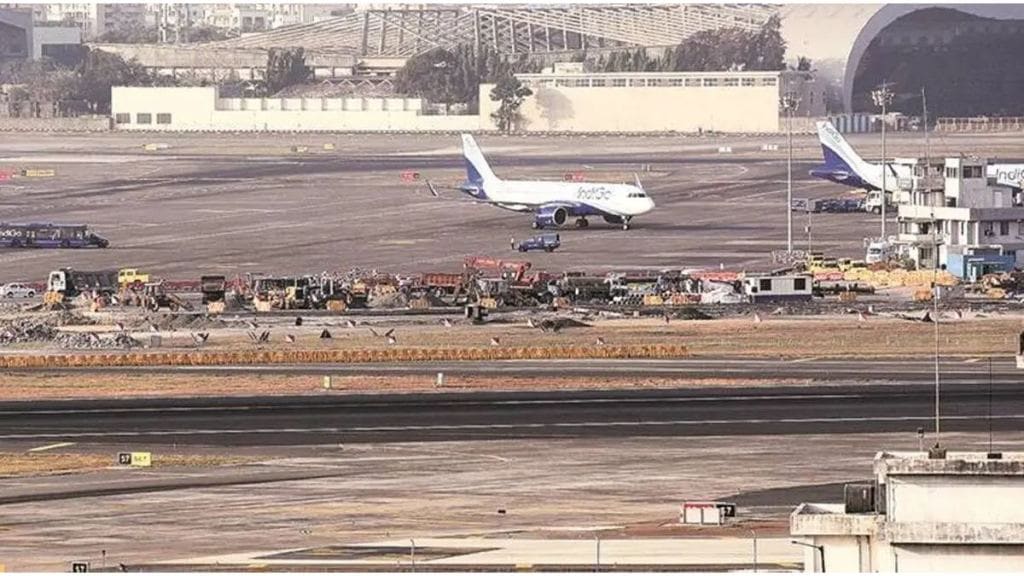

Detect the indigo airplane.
[
  {"left": 428, "top": 135, "right": 655, "bottom": 230},
  {"left": 811, "top": 120, "right": 1024, "bottom": 193}
]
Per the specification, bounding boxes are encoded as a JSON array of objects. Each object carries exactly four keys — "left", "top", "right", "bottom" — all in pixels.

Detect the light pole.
[
  {"left": 781, "top": 92, "right": 800, "bottom": 252},
  {"left": 749, "top": 529, "right": 758, "bottom": 572},
  {"left": 871, "top": 82, "right": 894, "bottom": 242},
  {"left": 410, "top": 538, "right": 416, "bottom": 572},
  {"left": 791, "top": 540, "right": 826, "bottom": 573}
]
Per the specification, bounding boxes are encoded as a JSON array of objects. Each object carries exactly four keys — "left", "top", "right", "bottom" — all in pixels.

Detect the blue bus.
[{"left": 0, "top": 223, "right": 109, "bottom": 248}]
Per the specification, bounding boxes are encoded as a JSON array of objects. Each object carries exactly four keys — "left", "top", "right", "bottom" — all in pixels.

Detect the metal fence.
[{"left": 936, "top": 117, "right": 1024, "bottom": 132}]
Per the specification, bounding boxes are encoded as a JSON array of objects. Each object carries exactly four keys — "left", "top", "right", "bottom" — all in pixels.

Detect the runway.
[
  {"left": 26, "top": 356, "right": 1024, "bottom": 382},
  {"left": 1, "top": 377, "right": 1020, "bottom": 445}
]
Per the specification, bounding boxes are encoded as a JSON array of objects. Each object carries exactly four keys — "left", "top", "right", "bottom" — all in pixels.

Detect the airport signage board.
[
  {"left": 117, "top": 452, "right": 152, "bottom": 467},
  {"left": 71, "top": 562, "right": 89, "bottom": 572}
]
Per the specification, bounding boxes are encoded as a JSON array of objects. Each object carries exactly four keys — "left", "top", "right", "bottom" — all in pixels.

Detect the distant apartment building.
[
  {"left": 194, "top": 4, "right": 339, "bottom": 35},
  {"left": 27, "top": 3, "right": 144, "bottom": 39},
  {"left": 792, "top": 451, "right": 1024, "bottom": 572},
  {"left": 0, "top": 7, "right": 80, "bottom": 65},
  {"left": 893, "top": 156, "right": 1024, "bottom": 279}
]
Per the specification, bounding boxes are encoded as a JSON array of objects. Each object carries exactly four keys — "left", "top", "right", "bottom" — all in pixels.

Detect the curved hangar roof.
[{"left": 780, "top": 3, "right": 1024, "bottom": 112}]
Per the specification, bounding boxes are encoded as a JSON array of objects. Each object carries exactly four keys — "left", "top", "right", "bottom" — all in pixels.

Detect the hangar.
[{"left": 780, "top": 4, "right": 1024, "bottom": 115}]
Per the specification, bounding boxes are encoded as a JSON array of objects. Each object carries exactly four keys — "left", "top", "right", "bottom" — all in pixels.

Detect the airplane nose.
[{"left": 645, "top": 198, "right": 655, "bottom": 212}]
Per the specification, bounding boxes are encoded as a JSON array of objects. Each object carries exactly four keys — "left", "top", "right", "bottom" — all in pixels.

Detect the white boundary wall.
[{"left": 111, "top": 87, "right": 483, "bottom": 132}]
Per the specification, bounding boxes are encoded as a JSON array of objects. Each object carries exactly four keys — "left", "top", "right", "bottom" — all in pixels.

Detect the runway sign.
[
  {"left": 71, "top": 562, "right": 89, "bottom": 572},
  {"left": 117, "top": 452, "right": 152, "bottom": 467}
]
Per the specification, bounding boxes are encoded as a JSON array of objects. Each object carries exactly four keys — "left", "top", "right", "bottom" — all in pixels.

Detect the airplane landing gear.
[
  {"left": 622, "top": 217, "right": 632, "bottom": 231},
  {"left": 575, "top": 217, "right": 589, "bottom": 228}
]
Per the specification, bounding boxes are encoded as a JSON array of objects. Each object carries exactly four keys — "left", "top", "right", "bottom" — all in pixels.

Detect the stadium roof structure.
[{"left": 206, "top": 4, "right": 778, "bottom": 57}]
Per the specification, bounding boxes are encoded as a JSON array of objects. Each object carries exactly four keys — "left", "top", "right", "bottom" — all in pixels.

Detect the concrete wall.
[
  {"left": 0, "top": 116, "right": 110, "bottom": 132},
  {"left": 111, "top": 86, "right": 484, "bottom": 132},
  {"left": 497, "top": 83, "right": 780, "bottom": 133},
  {"left": 891, "top": 476, "right": 1024, "bottom": 524},
  {"left": 477, "top": 71, "right": 826, "bottom": 134}
]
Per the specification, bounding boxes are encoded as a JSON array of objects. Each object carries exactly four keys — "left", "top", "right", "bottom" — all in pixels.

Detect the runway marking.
[
  {"left": 963, "top": 358, "right": 982, "bottom": 363},
  {"left": 26, "top": 441, "right": 76, "bottom": 452},
  {"left": 4, "top": 414, "right": 1024, "bottom": 439},
  {"left": 0, "top": 394, "right": 865, "bottom": 416},
  {"left": 789, "top": 357, "right": 822, "bottom": 363}
]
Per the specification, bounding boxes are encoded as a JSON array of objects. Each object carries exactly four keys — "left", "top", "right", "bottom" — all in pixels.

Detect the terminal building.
[{"left": 792, "top": 451, "right": 1024, "bottom": 572}]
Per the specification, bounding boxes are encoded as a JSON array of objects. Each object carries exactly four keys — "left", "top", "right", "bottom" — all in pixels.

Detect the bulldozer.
[{"left": 140, "top": 281, "right": 192, "bottom": 312}]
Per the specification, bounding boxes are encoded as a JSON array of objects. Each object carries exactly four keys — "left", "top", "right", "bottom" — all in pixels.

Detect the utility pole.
[
  {"left": 872, "top": 82, "right": 894, "bottom": 241},
  {"left": 781, "top": 92, "right": 800, "bottom": 252}
]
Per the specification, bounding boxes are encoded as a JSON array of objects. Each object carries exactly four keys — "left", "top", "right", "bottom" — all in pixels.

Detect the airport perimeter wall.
[
  {"left": 0, "top": 116, "right": 111, "bottom": 132},
  {"left": 112, "top": 86, "right": 484, "bottom": 132}
]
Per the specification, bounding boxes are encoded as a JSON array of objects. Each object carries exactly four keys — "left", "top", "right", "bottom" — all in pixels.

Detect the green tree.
[
  {"left": 97, "top": 23, "right": 159, "bottom": 44},
  {"left": 265, "top": 47, "right": 309, "bottom": 95},
  {"left": 394, "top": 47, "right": 464, "bottom": 112},
  {"left": 489, "top": 72, "right": 532, "bottom": 133},
  {"left": 796, "top": 56, "right": 812, "bottom": 71},
  {"left": 746, "top": 14, "right": 786, "bottom": 71},
  {"left": 75, "top": 48, "right": 151, "bottom": 113}
]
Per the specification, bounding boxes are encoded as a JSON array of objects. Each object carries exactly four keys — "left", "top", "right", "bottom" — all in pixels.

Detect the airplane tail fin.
[
  {"left": 462, "top": 134, "right": 499, "bottom": 185},
  {"left": 816, "top": 120, "right": 870, "bottom": 176}
]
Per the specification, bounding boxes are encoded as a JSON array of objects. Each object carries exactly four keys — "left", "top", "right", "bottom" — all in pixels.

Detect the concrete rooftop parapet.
[
  {"left": 876, "top": 451, "right": 1024, "bottom": 477},
  {"left": 887, "top": 522, "right": 1024, "bottom": 544},
  {"left": 790, "top": 503, "right": 880, "bottom": 537}
]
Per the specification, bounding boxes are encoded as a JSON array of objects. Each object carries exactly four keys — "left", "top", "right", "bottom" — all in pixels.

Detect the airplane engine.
[{"left": 534, "top": 206, "right": 568, "bottom": 229}]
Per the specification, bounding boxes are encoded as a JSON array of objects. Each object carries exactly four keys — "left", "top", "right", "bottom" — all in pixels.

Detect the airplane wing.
[{"left": 423, "top": 179, "right": 490, "bottom": 205}]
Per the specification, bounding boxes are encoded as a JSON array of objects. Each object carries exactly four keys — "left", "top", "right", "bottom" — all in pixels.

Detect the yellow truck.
[{"left": 118, "top": 268, "right": 150, "bottom": 288}]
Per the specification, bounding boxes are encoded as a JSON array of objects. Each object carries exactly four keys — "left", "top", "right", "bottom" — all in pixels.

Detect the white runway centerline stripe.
[
  {"left": 2, "top": 414, "right": 1024, "bottom": 439},
  {"left": 26, "top": 441, "right": 76, "bottom": 452}
]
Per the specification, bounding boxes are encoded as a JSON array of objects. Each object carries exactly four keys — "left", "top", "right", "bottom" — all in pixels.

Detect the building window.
[
  {"left": 590, "top": 79, "right": 606, "bottom": 87},
  {"left": 741, "top": 77, "right": 755, "bottom": 87},
  {"left": 156, "top": 113, "right": 172, "bottom": 125},
  {"left": 703, "top": 78, "right": 720, "bottom": 87},
  {"left": 136, "top": 113, "right": 152, "bottom": 125},
  {"left": 114, "top": 113, "right": 131, "bottom": 124},
  {"left": 945, "top": 167, "right": 958, "bottom": 179},
  {"left": 611, "top": 78, "right": 626, "bottom": 87},
  {"left": 1019, "top": 222, "right": 1024, "bottom": 236},
  {"left": 794, "top": 277, "right": 807, "bottom": 291},
  {"left": 760, "top": 77, "right": 777, "bottom": 87},
  {"left": 759, "top": 278, "right": 772, "bottom": 292},
  {"left": 964, "top": 166, "right": 983, "bottom": 178},
  {"left": 685, "top": 78, "right": 701, "bottom": 87},
  {"left": 723, "top": 77, "right": 739, "bottom": 87},
  {"left": 1000, "top": 221, "right": 1010, "bottom": 235},
  {"left": 668, "top": 78, "right": 683, "bottom": 87},
  {"left": 629, "top": 78, "right": 645, "bottom": 87},
  {"left": 555, "top": 79, "right": 571, "bottom": 87}
]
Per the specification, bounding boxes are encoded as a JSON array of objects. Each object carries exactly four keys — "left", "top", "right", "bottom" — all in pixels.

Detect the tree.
[
  {"left": 393, "top": 47, "right": 464, "bottom": 112},
  {"left": 489, "top": 72, "right": 532, "bottom": 134},
  {"left": 796, "top": 56, "right": 813, "bottom": 72},
  {"left": 265, "top": 47, "right": 309, "bottom": 95},
  {"left": 97, "top": 24, "right": 159, "bottom": 44},
  {"left": 747, "top": 14, "right": 786, "bottom": 71},
  {"left": 76, "top": 48, "right": 151, "bottom": 113}
]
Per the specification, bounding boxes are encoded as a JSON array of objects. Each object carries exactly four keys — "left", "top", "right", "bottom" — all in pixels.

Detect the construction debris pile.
[
  {"left": 55, "top": 332, "right": 141, "bottom": 350},
  {"left": 0, "top": 312, "right": 99, "bottom": 346}
]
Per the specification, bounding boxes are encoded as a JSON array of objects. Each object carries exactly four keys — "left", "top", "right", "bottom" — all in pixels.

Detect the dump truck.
[
  {"left": 47, "top": 268, "right": 118, "bottom": 298},
  {"left": 200, "top": 275, "right": 227, "bottom": 304}
]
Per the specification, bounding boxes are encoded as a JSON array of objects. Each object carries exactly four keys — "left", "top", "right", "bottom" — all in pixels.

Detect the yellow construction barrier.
[{"left": 0, "top": 344, "right": 688, "bottom": 369}]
